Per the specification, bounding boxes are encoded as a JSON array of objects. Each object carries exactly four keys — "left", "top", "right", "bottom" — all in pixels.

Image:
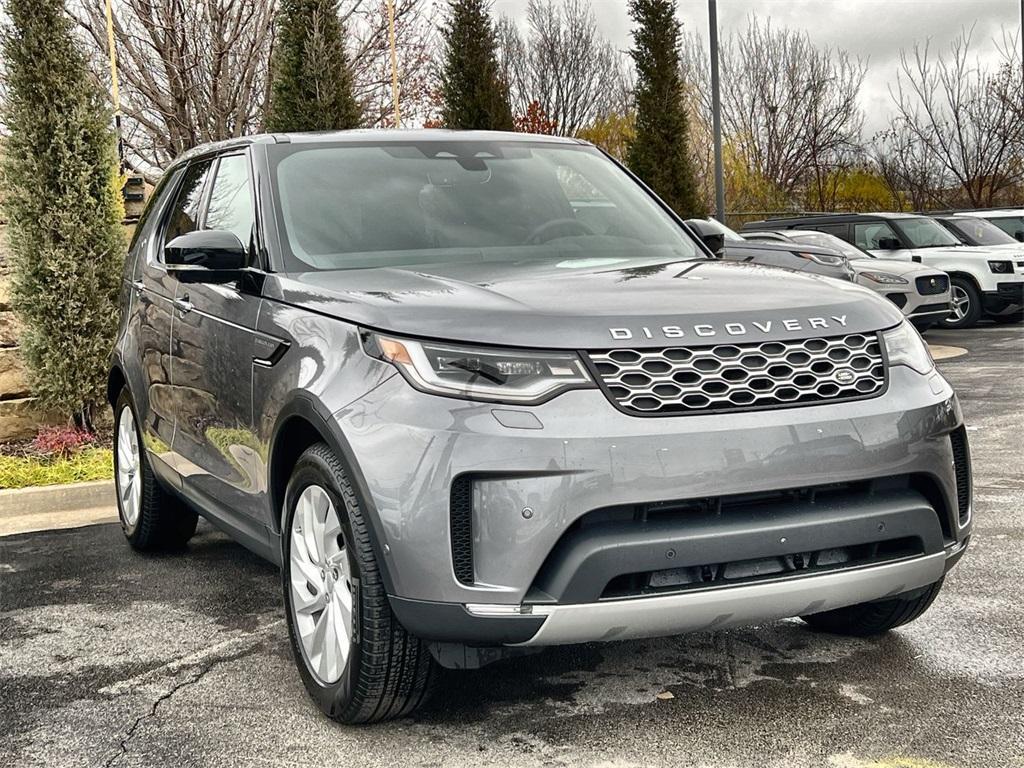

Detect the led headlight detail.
[
  {"left": 795, "top": 251, "right": 845, "bottom": 267},
  {"left": 362, "top": 332, "right": 594, "bottom": 404},
  {"left": 988, "top": 260, "right": 1013, "bottom": 274},
  {"left": 882, "top": 320, "right": 934, "bottom": 375},
  {"left": 860, "top": 271, "right": 908, "bottom": 285}
]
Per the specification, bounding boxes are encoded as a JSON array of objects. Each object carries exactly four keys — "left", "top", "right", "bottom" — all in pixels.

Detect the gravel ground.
[{"left": 1, "top": 325, "right": 1022, "bottom": 768}]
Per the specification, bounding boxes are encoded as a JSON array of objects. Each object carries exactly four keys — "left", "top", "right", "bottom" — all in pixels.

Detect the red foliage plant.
[
  {"left": 514, "top": 100, "right": 557, "bottom": 135},
  {"left": 32, "top": 426, "right": 96, "bottom": 458}
]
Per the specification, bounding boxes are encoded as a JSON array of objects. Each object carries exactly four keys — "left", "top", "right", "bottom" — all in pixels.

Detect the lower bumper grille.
[
  {"left": 450, "top": 475, "right": 474, "bottom": 584},
  {"left": 589, "top": 333, "right": 886, "bottom": 416},
  {"left": 950, "top": 426, "right": 971, "bottom": 524},
  {"left": 911, "top": 302, "right": 953, "bottom": 316}
]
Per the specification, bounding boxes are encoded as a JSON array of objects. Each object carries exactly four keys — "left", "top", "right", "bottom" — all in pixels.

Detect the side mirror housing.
[
  {"left": 165, "top": 230, "right": 247, "bottom": 283},
  {"left": 1014, "top": 230, "right": 1024, "bottom": 243},
  {"left": 701, "top": 232, "right": 726, "bottom": 256},
  {"left": 876, "top": 236, "right": 901, "bottom": 250}
]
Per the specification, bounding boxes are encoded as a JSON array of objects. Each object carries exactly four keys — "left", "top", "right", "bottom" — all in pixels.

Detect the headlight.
[
  {"left": 860, "top": 270, "right": 908, "bottom": 285},
  {"left": 882, "top": 321, "right": 934, "bottom": 375},
  {"left": 795, "top": 251, "right": 846, "bottom": 267},
  {"left": 988, "top": 260, "right": 1013, "bottom": 273},
  {"left": 362, "top": 332, "right": 593, "bottom": 404}
]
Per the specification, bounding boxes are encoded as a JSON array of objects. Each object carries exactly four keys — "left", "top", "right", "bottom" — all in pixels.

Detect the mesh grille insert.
[
  {"left": 450, "top": 475, "right": 474, "bottom": 584},
  {"left": 916, "top": 275, "right": 950, "bottom": 295},
  {"left": 589, "top": 333, "right": 885, "bottom": 415},
  {"left": 949, "top": 426, "right": 971, "bottom": 523}
]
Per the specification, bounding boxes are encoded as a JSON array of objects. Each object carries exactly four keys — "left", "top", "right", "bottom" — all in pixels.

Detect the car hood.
[
  {"left": 848, "top": 258, "right": 940, "bottom": 278},
  {"left": 265, "top": 257, "right": 904, "bottom": 348}
]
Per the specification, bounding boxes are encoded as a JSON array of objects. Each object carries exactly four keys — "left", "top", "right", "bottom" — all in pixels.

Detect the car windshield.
[
  {"left": 789, "top": 231, "right": 871, "bottom": 259},
  {"left": 269, "top": 141, "right": 701, "bottom": 271},
  {"left": 987, "top": 215, "right": 1024, "bottom": 241},
  {"left": 890, "top": 217, "right": 961, "bottom": 248},
  {"left": 946, "top": 217, "right": 1018, "bottom": 246}
]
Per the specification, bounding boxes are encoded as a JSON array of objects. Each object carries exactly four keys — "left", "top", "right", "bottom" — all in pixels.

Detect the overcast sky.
[{"left": 492, "top": 0, "right": 1022, "bottom": 134}]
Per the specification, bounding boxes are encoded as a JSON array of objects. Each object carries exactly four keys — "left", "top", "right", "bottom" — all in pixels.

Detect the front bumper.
[
  {"left": 983, "top": 282, "right": 1024, "bottom": 316},
  {"left": 338, "top": 364, "right": 969, "bottom": 645}
]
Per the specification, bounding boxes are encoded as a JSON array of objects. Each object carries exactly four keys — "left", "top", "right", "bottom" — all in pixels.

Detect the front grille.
[
  {"left": 950, "top": 426, "right": 971, "bottom": 524},
  {"left": 589, "top": 333, "right": 885, "bottom": 416},
  {"left": 450, "top": 475, "right": 474, "bottom": 584},
  {"left": 916, "top": 275, "right": 949, "bottom": 295}
]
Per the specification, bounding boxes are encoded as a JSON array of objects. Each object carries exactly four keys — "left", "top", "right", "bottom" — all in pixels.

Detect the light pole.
[
  {"left": 104, "top": 0, "right": 124, "bottom": 171},
  {"left": 386, "top": 0, "right": 401, "bottom": 128},
  {"left": 709, "top": 0, "right": 725, "bottom": 223}
]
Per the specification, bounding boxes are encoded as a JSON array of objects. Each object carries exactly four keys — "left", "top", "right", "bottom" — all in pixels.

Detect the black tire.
[
  {"left": 800, "top": 578, "right": 944, "bottom": 637},
  {"left": 282, "top": 443, "right": 434, "bottom": 723},
  {"left": 939, "top": 277, "right": 982, "bottom": 329},
  {"left": 910, "top": 319, "right": 935, "bottom": 333},
  {"left": 113, "top": 389, "right": 198, "bottom": 551}
]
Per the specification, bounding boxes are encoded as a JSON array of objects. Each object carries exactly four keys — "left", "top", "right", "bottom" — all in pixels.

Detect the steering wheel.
[{"left": 525, "top": 218, "right": 596, "bottom": 244}]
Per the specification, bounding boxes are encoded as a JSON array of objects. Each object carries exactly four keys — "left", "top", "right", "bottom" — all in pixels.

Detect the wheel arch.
[
  {"left": 268, "top": 393, "right": 397, "bottom": 593},
  {"left": 107, "top": 364, "right": 127, "bottom": 408},
  {"left": 945, "top": 271, "right": 982, "bottom": 293}
]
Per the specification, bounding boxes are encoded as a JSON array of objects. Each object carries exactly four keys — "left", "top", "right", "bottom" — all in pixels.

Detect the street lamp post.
[{"left": 709, "top": 0, "right": 725, "bottom": 223}]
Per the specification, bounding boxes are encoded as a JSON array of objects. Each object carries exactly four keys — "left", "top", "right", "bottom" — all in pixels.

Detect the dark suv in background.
[{"left": 110, "top": 132, "right": 971, "bottom": 723}]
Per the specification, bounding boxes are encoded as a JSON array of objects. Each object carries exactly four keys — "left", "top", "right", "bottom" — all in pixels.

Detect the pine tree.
[
  {"left": 266, "top": 0, "right": 362, "bottom": 132},
  {"left": 627, "top": 0, "right": 704, "bottom": 218},
  {"left": 0, "top": 0, "right": 125, "bottom": 429},
  {"left": 440, "top": 0, "right": 514, "bottom": 131}
]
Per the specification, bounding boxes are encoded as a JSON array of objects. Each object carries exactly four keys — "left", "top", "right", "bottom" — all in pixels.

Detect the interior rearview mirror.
[
  {"left": 701, "top": 232, "right": 726, "bottom": 256},
  {"left": 876, "top": 236, "right": 901, "bottom": 250},
  {"left": 165, "top": 230, "right": 247, "bottom": 283}
]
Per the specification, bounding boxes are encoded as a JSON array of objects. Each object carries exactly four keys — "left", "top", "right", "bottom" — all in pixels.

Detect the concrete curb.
[{"left": 0, "top": 479, "right": 115, "bottom": 518}]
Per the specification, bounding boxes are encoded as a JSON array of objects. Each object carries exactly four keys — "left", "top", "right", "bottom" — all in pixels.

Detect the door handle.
[
  {"left": 173, "top": 296, "right": 193, "bottom": 314},
  {"left": 132, "top": 280, "right": 145, "bottom": 296}
]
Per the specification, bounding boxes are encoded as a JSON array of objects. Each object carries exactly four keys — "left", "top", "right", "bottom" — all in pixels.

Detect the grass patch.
[{"left": 0, "top": 447, "right": 113, "bottom": 490}]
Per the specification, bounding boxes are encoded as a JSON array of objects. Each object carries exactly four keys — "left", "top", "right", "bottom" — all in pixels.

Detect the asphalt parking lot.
[{"left": 1, "top": 325, "right": 1022, "bottom": 768}]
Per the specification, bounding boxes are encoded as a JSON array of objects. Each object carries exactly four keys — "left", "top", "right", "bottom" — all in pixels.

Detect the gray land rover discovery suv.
[{"left": 110, "top": 131, "right": 972, "bottom": 723}]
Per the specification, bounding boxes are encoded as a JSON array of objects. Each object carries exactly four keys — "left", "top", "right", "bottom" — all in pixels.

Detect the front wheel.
[
  {"left": 282, "top": 444, "right": 434, "bottom": 723},
  {"left": 939, "top": 278, "right": 981, "bottom": 329},
  {"left": 800, "top": 578, "right": 944, "bottom": 637}
]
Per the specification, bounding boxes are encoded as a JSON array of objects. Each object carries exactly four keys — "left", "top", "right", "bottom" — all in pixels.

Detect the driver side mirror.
[
  {"left": 165, "top": 230, "right": 247, "bottom": 283},
  {"left": 1014, "top": 230, "right": 1024, "bottom": 243},
  {"left": 876, "top": 236, "right": 901, "bottom": 250},
  {"left": 700, "top": 232, "right": 725, "bottom": 256}
]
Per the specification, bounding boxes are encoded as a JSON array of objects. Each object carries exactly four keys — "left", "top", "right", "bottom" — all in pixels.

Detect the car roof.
[
  {"left": 168, "top": 130, "right": 588, "bottom": 170},
  {"left": 742, "top": 211, "right": 926, "bottom": 228}
]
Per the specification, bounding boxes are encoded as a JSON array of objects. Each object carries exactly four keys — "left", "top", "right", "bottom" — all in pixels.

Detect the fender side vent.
[
  {"left": 950, "top": 426, "right": 971, "bottom": 524},
  {"left": 450, "top": 475, "right": 474, "bottom": 585}
]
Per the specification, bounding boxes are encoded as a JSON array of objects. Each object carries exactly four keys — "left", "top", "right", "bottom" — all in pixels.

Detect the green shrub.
[
  {"left": 0, "top": 0, "right": 125, "bottom": 430},
  {"left": 440, "top": 0, "right": 514, "bottom": 131},
  {"left": 266, "top": 0, "right": 362, "bottom": 132}
]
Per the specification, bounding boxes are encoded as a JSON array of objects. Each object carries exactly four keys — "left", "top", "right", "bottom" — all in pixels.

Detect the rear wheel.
[
  {"left": 800, "top": 579, "right": 944, "bottom": 637},
  {"left": 113, "top": 389, "right": 198, "bottom": 551},
  {"left": 939, "top": 278, "right": 981, "bottom": 329},
  {"left": 282, "top": 443, "right": 434, "bottom": 723}
]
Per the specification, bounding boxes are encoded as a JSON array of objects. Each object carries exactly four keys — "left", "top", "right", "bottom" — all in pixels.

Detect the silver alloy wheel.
[
  {"left": 949, "top": 285, "right": 970, "bottom": 322},
  {"left": 116, "top": 405, "right": 142, "bottom": 527},
  {"left": 289, "top": 484, "right": 353, "bottom": 685}
]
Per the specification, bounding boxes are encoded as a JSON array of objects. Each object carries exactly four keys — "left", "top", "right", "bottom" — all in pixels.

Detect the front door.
[{"left": 167, "top": 152, "right": 266, "bottom": 532}]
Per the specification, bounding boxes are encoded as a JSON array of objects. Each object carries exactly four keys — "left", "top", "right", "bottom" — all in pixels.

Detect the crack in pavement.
[{"left": 101, "top": 646, "right": 263, "bottom": 767}]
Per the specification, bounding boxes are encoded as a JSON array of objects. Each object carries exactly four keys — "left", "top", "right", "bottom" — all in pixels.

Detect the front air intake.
[
  {"left": 949, "top": 426, "right": 971, "bottom": 524},
  {"left": 450, "top": 475, "right": 474, "bottom": 584}
]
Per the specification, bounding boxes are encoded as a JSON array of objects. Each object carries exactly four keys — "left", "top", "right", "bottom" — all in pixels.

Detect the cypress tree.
[
  {"left": 0, "top": 0, "right": 125, "bottom": 429},
  {"left": 627, "top": 0, "right": 704, "bottom": 218},
  {"left": 266, "top": 0, "right": 362, "bottom": 132},
  {"left": 440, "top": 0, "right": 514, "bottom": 131}
]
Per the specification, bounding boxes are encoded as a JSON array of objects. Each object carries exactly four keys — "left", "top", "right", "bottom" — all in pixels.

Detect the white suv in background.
[{"left": 742, "top": 213, "right": 1024, "bottom": 329}]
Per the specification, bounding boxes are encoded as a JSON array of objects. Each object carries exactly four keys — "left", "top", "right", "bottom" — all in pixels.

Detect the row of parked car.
[{"left": 684, "top": 210, "right": 1024, "bottom": 331}]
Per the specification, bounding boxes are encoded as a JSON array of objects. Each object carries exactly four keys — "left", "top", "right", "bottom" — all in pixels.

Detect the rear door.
[{"left": 166, "top": 151, "right": 267, "bottom": 534}]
